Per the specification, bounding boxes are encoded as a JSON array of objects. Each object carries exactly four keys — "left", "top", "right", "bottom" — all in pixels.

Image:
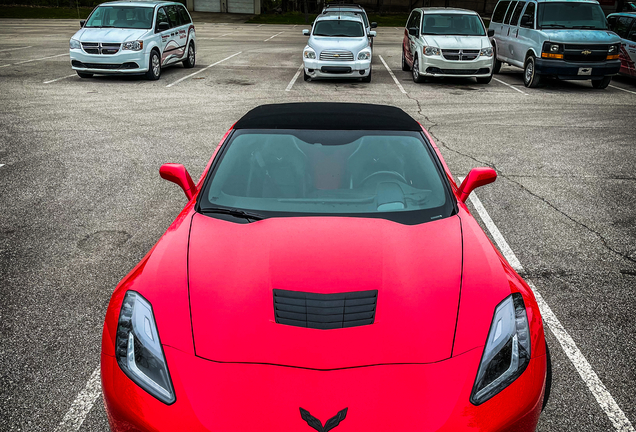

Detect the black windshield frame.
[{"left": 196, "top": 129, "right": 457, "bottom": 225}]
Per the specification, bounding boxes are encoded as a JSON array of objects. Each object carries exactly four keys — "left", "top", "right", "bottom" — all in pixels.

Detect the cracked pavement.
[{"left": 1, "top": 18, "right": 635, "bottom": 432}]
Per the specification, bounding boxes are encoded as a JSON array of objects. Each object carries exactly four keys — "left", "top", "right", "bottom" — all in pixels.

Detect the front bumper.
[
  {"left": 303, "top": 58, "right": 371, "bottom": 79},
  {"left": 102, "top": 346, "right": 546, "bottom": 432},
  {"left": 419, "top": 54, "right": 493, "bottom": 78},
  {"left": 69, "top": 48, "right": 150, "bottom": 74},
  {"left": 534, "top": 58, "right": 621, "bottom": 80}
]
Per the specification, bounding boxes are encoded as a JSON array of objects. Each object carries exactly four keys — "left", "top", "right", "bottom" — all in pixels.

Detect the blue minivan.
[{"left": 488, "top": 0, "right": 621, "bottom": 88}]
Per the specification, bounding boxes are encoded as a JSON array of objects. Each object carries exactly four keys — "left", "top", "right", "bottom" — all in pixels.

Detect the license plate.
[{"left": 578, "top": 67, "right": 592, "bottom": 76}]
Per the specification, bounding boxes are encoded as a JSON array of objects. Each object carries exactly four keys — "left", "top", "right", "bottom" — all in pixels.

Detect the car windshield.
[
  {"left": 537, "top": 2, "right": 608, "bottom": 29},
  {"left": 199, "top": 130, "right": 454, "bottom": 224},
  {"left": 85, "top": 6, "right": 154, "bottom": 29},
  {"left": 421, "top": 13, "right": 486, "bottom": 36},
  {"left": 313, "top": 20, "right": 365, "bottom": 37}
]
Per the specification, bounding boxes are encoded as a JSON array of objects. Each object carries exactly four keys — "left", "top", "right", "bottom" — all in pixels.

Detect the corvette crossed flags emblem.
[{"left": 300, "top": 407, "right": 348, "bottom": 432}]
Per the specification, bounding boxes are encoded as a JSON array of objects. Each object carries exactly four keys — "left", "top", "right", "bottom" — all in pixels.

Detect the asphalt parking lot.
[{"left": 0, "top": 16, "right": 635, "bottom": 432}]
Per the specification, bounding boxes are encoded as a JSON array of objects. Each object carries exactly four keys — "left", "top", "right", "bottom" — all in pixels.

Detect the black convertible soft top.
[{"left": 233, "top": 103, "right": 422, "bottom": 131}]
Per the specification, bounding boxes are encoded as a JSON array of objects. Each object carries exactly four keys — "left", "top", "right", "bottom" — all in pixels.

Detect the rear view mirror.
[
  {"left": 80, "top": 20, "right": 86, "bottom": 28},
  {"left": 160, "top": 163, "right": 196, "bottom": 200},
  {"left": 157, "top": 22, "right": 170, "bottom": 31},
  {"left": 408, "top": 27, "right": 419, "bottom": 37},
  {"left": 457, "top": 167, "right": 497, "bottom": 203},
  {"left": 303, "top": 29, "right": 310, "bottom": 36},
  {"left": 369, "top": 30, "right": 377, "bottom": 37},
  {"left": 371, "top": 22, "right": 378, "bottom": 28},
  {"left": 487, "top": 29, "right": 495, "bottom": 37}
]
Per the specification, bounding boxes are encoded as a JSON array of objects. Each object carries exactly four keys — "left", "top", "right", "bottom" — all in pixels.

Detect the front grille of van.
[
  {"left": 72, "top": 60, "right": 139, "bottom": 69},
  {"left": 81, "top": 42, "right": 121, "bottom": 55},
  {"left": 563, "top": 44, "right": 608, "bottom": 62},
  {"left": 442, "top": 49, "right": 480, "bottom": 61},
  {"left": 320, "top": 50, "right": 354, "bottom": 61}
]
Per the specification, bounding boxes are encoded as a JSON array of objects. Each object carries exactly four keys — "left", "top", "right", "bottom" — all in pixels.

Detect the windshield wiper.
[
  {"left": 541, "top": 24, "right": 566, "bottom": 28},
  {"left": 200, "top": 206, "right": 264, "bottom": 222},
  {"left": 572, "top": 25, "right": 603, "bottom": 29}
]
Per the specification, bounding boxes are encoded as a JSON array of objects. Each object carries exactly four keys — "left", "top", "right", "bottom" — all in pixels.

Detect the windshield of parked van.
[
  {"left": 537, "top": 2, "right": 607, "bottom": 29},
  {"left": 422, "top": 14, "right": 486, "bottom": 36},
  {"left": 85, "top": 6, "right": 154, "bottom": 29},
  {"left": 313, "top": 20, "right": 365, "bottom": 37},
  {"left": 199, "top": 130, "right": 453, "bottom": 224}
]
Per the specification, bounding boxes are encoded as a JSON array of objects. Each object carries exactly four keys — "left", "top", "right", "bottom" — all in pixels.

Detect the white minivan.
[{"left": 69, "top": 0, "right": 196, "bottom": 80}]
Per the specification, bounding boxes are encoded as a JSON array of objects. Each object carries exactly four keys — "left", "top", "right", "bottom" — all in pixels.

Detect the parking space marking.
[
  {"left": 378, "top": 55, "right": 407, "bottom": 94},
  {"left": 12, "top": 53, "right": 68, "bottom": 66},
  {"left": 0, "top": 45, "right": 33, "bottom": 53},
  {"left": 44, "top": 73, "right": 76, "bottom": 84},
  {"left": 460, "top": 176, "right": 636, "bottom": 432},
  {"left": 286, "top": 63, "right": 304, "bottom": 91},
  {"left": 609, "top": 84, "right": 636, "bottom": 95},
  {"left": 54, "top": 366, "right": 101, "bottom": 432},
  {"left": 166, "top": 51, "right": 242, "bottom": 87},
  {"left": 492, "top": 77, "right": 529, "bottom": 95},
  {"left": 0, "top": 164, "right": 4, "bottom": 168},
  {"left": 264, "top": 31, "right": 284, "bottom": 42}
]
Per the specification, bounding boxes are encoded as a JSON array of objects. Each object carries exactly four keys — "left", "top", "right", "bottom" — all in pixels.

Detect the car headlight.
[
  {"left": 357, "top": 49, "right": 371, "bottom": 60},
  {"left": 122, "top": 40, "right": 143, "bottom": 51},
  {"left": 424, "top": 46, "right": 441, "bottom": 56},
  {"left": 116, "top": 291, "right": 175, "bottom": 404},
  {"left": 70, "top": 39, "right": 81, "bottom": 50},
  {"left": 480, "top": 47, "right": 493, "bottom": 57},
  {"left": 470, "top": 293, "right": 531, "bottom": 405},
  {"left": 303, "top": 48, "right": 316, "bottom": 59},
  {"left": 548, "top": 43, "right": 560, "bottom": 52},
  {"left": 608, "top": 44, "right": 619, "bottom": 54}
]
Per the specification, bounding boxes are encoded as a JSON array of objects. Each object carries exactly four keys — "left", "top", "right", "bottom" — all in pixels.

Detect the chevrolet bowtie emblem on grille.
[
  {"left": 300, "top": 407, "right": 348, "bottom": 432},
  {"left": 582, "top": 50, "right": 592, "bottom": 55},
  {"left": 334, "top": 54, "right": 340, "bottom": 57}
]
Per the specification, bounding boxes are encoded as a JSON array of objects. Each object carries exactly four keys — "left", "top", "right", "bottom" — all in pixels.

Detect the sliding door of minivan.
[{"left": 499, "top": 0, "right": 518, "bottom": 62}]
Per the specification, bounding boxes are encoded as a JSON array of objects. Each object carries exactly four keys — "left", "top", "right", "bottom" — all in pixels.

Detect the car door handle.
[{"left": 507, "top": 28, "right": 510, "bottom": 36}]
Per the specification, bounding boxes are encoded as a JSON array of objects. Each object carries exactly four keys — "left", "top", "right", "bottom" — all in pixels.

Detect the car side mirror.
[
  {"left": 160, "top": 163, "right": 196, "bottom": 200},
  {"left": 303, "top": 29, "right": 310, "bottom": 36},
  {"left": 371, "top": 22, "right": 378, "bottom": 28},
  {"left": 487, "top": 28, "right": 495, "bottom": 37},
  {"left": 457, "top": 167, "right": 497, "bottom": 203},
  {"left": 157, "top": 22, "right": 170, "bottom": 32},
  {"left": 408, "top": 27, "right": 419, "bottom": 37},
  {"left": 80, "top": 20, "right": 86, "bottom": 28},
  {"left": 369, "top": 30, "right": 377, "bottom": 37}
]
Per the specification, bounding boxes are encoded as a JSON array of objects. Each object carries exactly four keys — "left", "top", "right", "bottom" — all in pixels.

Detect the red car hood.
[{"left": 189, "top": 213, "right": 462, "bottom": 369}]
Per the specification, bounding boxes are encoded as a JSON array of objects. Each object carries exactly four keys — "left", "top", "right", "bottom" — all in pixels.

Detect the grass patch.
[
  {"left": 247, "top": 11, "right": 410, "bottom": 27},
  {"left": 0, "top": 6, "right": 93, "bottom": 19}
]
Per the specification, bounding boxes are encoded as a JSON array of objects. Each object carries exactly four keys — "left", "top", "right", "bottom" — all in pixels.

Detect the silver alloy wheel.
[
  {"left": 525, "top": 59, "right": 533, "bottom": 84},
  {"left": 413, "top": 58, "right": 419, "bottom": 79},
  {"left": 188, "top": 45, "right": 194, "bottom": 64},
  {"left": 152, "top": 53, "right": 160, "bottom": 77}
]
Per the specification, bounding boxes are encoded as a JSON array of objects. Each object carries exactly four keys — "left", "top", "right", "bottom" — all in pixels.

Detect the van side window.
[
  {"left": 612, "top": 16, "right": 633, "bottom": 38},
  {"left": 510, "top": 2, "right": 526, "bottom": 26},
  {"left": 504, "top": 1, "right": 518, "bottom": 24},
  {"left": 491, "top": 0, "right": 511, "bottom": 23},
  {"left": 165, "top": 5, "right": 180, "bottom": 28},
  {"left": 413, "top": 12, "right": 421, "bottom": 31},
  {"left": 627, "top": 19, "right": 636, "bottom": 41},
  {"left": 177, "top": 5, "right": 192, "bottom": 25},
  {"left": 520, "top": 2, "right": 535, "bottom": 28},
  {"left": 156, "top": 7, "right": 168, "bottom": 31}
]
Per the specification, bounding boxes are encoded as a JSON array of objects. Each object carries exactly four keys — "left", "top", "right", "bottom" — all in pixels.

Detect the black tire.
[
  {"left": 76, "top": 72, "right": 93, "bottom": 78},
  {"left": 542, "top": 342, "right": 552, "bottom": 411},
  {"left": 412, "top": 55, "right": 425, "bottom": 83},
  {"left": 523, "top": 55, "right": 542, "bottom": 88},
  {"left": 402, "top": 48, "right": 411, "bottom": 71},
  {"left": 145, "top": 49, "right": 161, "bottom": 80},
  {"left": 591, "top": 76, "right": 611, "bottom": 89},
  {"left": 303, "top": 69, "right": 310, "bottom": 81},
  {"left": 476, "top": 74, "right": 493, "bottom": 84},
  {"left": 182, "top": 42, "right": 195, "bottom": 68},
  {"left": 361, "top": 67, "right": 372, "bottom": 83},
  {"left": 492, "top": 45, "right": 502, "bottom": 74}
]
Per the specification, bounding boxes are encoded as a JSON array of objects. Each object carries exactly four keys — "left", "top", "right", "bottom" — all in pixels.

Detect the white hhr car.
[
  {"left": 302, "top": 13, "right": 376, "bottom": 82},
  {"left": 69, "top": 0, "right": 196, "bottom": 80},
  {"left": 402, "top": 8, "right": 495, "bottom": 84}
]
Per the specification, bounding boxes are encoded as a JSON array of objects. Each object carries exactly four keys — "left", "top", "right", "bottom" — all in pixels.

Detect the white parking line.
[
  {"left": 609, "top": 84, "right": 636, "bottom": 95},
  {"left": 378, "top": 55, "right": 407, "bottom": 94},
  {"left": 0, "top": 45, "right": 33, "bottom": 53},
  {"left": 44, "top": 73, "right": 76, "bottom": 84},
  {"left": 166, "top": 51, "right": 242, "bottom": 87},
  {"left": 0, "top": 164, "right": 4, "bottom": 168},
  {"left": 460, "top": 176, "right": 635, "bottom": 432},
  {"left": 286, "top": 63, "right": 304, "bottom": 91},
  {"left": 13, "top": 53, "right": 68, "bottom": 65},
  {"left": 54, "top": 367, "right": 101, "bottom": 432},
  {"left": 264, "top": 31, "right": 284, "bottom": 42},
  {"left": 492, "top": 77, "right": 529, "bottom": 95}
]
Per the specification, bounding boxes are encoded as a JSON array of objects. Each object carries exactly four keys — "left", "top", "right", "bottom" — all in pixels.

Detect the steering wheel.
[{"left": 359, "top": 170, "right": 407, "bottom": 187}]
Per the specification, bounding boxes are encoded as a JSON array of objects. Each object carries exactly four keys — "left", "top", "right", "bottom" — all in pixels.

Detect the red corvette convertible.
[{"left": 101, "top": 103, "right": 551, "bottom": 432}]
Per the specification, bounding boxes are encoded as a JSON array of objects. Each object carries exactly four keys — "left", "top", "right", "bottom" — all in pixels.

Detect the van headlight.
[
  {"left": 116, "top": 291, "right": 176, "bottom": 404},
  {"left": 304, "top": 48, "right": 316, "bottom": 59},
  {"left": 470, "top": 293, "right": 531, "bottom": 405},
  {"left": 424, "top": 46, "right": 441, "bottom": 56},
  {"left": 357, "top": 49, "right": 371, "bottom": 60},
  {"left": 70, "top": 39, "right": 81, "bottom": 50},
  {"left": 480, "top": 47, "right": 493, "bottom": 57},
  {"left": 122, "top": 41, "right": 144, "bottom": 51}
]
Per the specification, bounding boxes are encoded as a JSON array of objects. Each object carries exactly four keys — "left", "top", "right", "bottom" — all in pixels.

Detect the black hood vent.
[{"left": 273, "top": 289, "right": 378, "bottom": 330}]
